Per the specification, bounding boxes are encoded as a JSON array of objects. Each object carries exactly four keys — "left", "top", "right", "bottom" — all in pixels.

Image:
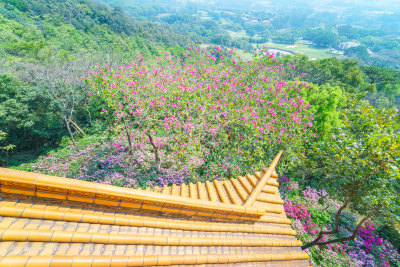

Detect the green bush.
[
  {"left": 377, "top": 222, "right": 400, "bottom": 253},
  {"left": 309, "top": 207, "right": 332, "bottom": 227}
]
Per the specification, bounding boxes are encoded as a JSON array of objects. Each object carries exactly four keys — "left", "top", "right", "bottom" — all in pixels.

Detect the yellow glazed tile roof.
[{"left": 0, "top": 151, "right": 309, "bottom": 266}]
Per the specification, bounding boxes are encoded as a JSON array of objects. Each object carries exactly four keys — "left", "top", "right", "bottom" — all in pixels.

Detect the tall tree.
[{"left": 301, "top": 106, "right": 399, "bottom": 250}]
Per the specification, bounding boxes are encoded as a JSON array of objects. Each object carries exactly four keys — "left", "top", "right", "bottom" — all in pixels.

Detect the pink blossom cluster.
[{"left": 85, "top": 44, "right": 314, "bottom": 173}]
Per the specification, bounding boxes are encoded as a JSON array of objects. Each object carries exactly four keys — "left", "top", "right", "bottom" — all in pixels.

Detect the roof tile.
[{"left": 0, "top": 152, "right": 309, "bottom": 266}]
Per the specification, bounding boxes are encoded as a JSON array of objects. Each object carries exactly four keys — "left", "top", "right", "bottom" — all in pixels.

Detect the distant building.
[{"left": 339, "top": 42, "right": 361, "bottom": 50}]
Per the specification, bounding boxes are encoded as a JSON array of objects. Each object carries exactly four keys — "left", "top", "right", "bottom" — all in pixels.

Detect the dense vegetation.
[
  {"left": 99, "top": 0, "right": 400, "bottom": 69},
  {"left": 0, "top": 0, "right": 399, "bottom": 266},
  {"left": 280, "top": 176, "right": 400, "bottom": 266},
  {"left": 0, "top": 0, "right": 188, "bottom": 160},
  {"left": 11, "top": 45, "right": 400, "bottom": 265}
]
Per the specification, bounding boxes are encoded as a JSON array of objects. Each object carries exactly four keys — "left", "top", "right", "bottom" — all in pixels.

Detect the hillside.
[
  {"left": 12, "top": 45, "right": 400, "bottom": 266},
  {"left": 0, "top": 0, "right": 188, "bottom": 63},
  {"left": 97, "top": 0, "right": 400, "bottom": 69},
  {"left": 0, "top": 0, "right": 189, "bottom": 158},
  {"left": 0, "top": 1, "right": 399, "bottom": 266}
]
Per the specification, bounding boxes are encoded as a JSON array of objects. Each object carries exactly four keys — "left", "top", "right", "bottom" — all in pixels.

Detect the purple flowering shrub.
[
  {"left": 284, "top": 201, "right": 312, "bottom": 221},
  {"left": 15, "top": 134, "right": 195, "bottom": 188},
  {"left": 133, "top": 167, "right": 193, "bottom": 188},
  {"left": 347, "top": 221, "right": 400, "bottom": 267},
  {"left": 280, "top": 175, "right": 400, "bottom": 267}
]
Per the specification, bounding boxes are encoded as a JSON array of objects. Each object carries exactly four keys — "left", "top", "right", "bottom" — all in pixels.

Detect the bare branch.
[{"left": 301, "top": 205, "right": 382, "bottom": 250}]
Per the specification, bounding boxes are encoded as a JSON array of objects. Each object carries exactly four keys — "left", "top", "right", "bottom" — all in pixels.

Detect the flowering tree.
[
  {"left": 85, "top": 45, "right": 315, "bottom": 176},
  {"left": 279, "top": 176, "right": 400, "bottom": 266},
  {"left": 301, "top": 106, "right": 400, "bottom": 250}
]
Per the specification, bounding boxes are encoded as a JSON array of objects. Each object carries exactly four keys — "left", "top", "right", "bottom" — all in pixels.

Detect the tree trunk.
[
  {"left": 125, "top": 125, "right": 133, "bottom": 154},
  {"left": 301, "top": 190, "right": 351, "bottom": 250},
  {"left": 64, "top": 116, "right": 77, "bottom": 146},
  {"left": 147, "top": 132, "right": 161, "bottom": 172},
  {"left": 86, "top": 109, "right": 92, "bottom": 125},
  {"left": 70, "top": 120, "right": 85, "bottom": 136},
  {"left": 301, "top": 204, "right": 381, "bottom": 250}
]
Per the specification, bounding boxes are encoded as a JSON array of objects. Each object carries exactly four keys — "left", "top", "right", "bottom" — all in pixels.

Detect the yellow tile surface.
[{"left": 0, "top": 153, "right": 310, "bottom": 266}]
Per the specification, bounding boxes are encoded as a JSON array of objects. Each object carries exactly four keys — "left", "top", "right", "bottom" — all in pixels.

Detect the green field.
[
  {"left": 226, "top": 29, "right": 339, "bottom": 60},
  {"left": 227, "top": 30, "right": 249, "bottom": 39},
  {"left": 261, "top": 40, "right": 336, "bottom": 59}
]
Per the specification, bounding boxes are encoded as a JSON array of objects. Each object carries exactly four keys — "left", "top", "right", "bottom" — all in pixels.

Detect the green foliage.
[
  {"left": 310, "top": 105, "right": 400, "bottom": 218},
  {"left": 377, "top": 222, "right": 400, "bottom": 253},
  {"left": 338, "top": 24, "right": 359, "bottom": 40},
  {"left": 0, "top": 0, "right": 191, "bottom": 161},
  {"left": 299, "top": 83, "right": 346, "bottom": 135},
  {"left": 293, "top": 55, "right": 364, "bottom": 91},
  {"left": 0, "top": 5, "right": 180, "bottom": 63},
  {"left": 309, "top": 207, "right": 332, "bottom": 226},
  {"left": 365, "top": 83, "right": 377, "bottom": 93},
  {"left": 360, "top": 66, "right": 400, "bottom": 108},
  {"left": 362, "top": 66, "right": 400, "bottom": 93},
  {"left": 0, "top": 0, "right": 190, "bottom": 65},
  {"left": 0, "top": 73, "right": 63, "bottom": 151},
  {"left": 0, "top": 130, "right": 14, "bottom": 152},
  {"left": 344, "top": 45, "right": 370, "bottom": 63},
  {"left": 305, "top": 28, "right": 339, "bottom": 48},
  {"left": 272, "top": 32, "right": 296, "bottom": 44},
  {"left": 312, "top": 248, "right": 354, "bottom": 266}
]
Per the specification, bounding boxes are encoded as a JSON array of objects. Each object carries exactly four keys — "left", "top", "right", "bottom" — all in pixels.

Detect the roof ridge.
[
  {"left": 245, "top": 151, "right": 283, "bottom": 206},
  {"left": 142, "top": 168, "right": 279, "bottom": 205}
]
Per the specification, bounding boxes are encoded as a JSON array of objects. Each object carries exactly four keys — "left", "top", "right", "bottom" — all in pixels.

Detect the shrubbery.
[
  {"left": 16, "top": 133, "right": 198, "bottom": 188},
  {"left": 279, "top": 176, "right": 400, "bottom": 266},
  {"left": 15, "top": 45, "right": 400, "bottom": 265},
  {"left": 85, "top": 44, "right": 316, "bottom": 179}
]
